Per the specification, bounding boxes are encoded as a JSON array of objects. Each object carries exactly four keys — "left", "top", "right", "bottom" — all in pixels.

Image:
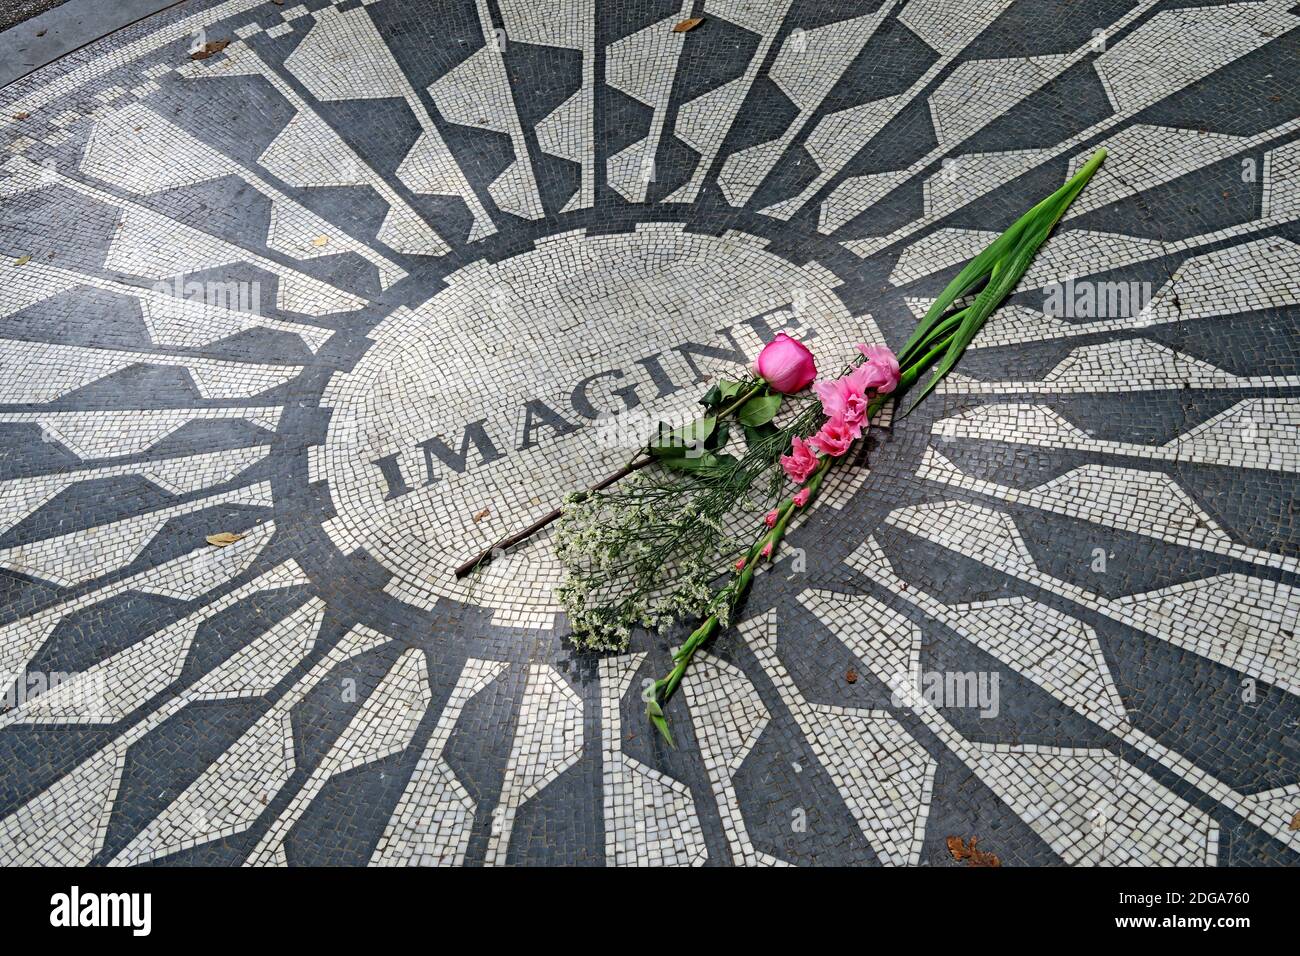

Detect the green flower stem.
[
  {"left": 657, "top": 454, "right": 833, "bottom": 706},
  {"left": 643, "top": 155, "right": 1107, "bottom": 742},
  {"left": 899, "top": 334, "right": 953, "bottom": 391},
  {"left": 897, "top": 147, "right": 1106, "bottom": 413},
  {"left": 907, "top": 309, "right": 966, "bottom": 359},
  {"left": 713, "top": 381, "right": 767, "bottom": 420},
  {"left": 648, "top": 336, "right": 954, "bottom": 737}
]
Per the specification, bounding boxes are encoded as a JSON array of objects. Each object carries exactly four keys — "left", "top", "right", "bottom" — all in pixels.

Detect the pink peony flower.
[
  {"left": 756, "top": 333, "right": 816, "bottom": 394},
  {"left": 793, "top": 487, "right": 810, "bottom": 507},
  {"left": 761, "top": 542, "right": 774, "bottom": 559},
  {"left": 764, "top": 509, "right": 779, "bottom": 528},
  {"left": 779, "top": 435, "right": 819, "bottom": 484},
  {"left": 810, "top": 414, "right": 856, "bottom": 457},
  {"left": 734, "top": 557, "right": 747, "bottom": 571},
  {"left": 855, "top": 344, "right": 901, "bottom": 394},
  {"left": 814, "top": 373, "right": 869, "bottom": 438}
]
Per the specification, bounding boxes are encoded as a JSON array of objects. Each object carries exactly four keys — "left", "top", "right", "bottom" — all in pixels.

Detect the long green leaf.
[
  {"left": 900, "top": 148, "right": 1107, "bottom": 414},
  {"left": 897, "top": 220, "right": 1027, "bottom": 364},
  {"left": 645, "top": 698, "right": 675, "bottom": 747}
]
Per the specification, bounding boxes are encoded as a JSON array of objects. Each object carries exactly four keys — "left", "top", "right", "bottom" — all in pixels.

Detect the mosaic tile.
[{"left": 0, "top": 0, "right": 1295, "bottom": 867}]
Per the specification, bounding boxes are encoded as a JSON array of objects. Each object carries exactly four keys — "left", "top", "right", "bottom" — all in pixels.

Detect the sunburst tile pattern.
[{"left": 0, "top": 0, "right": 1297, "bottom": 866}]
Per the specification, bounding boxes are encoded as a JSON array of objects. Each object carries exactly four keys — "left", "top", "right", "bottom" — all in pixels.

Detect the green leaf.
[
  {"left": 644, "top": 696, "right": 675, "bottom": 746},
  {"left": 737, "top": 394, "right": 782, "bottom": 427},
  {"left": 900, "top": 148, "right": 1107, "bottom": 416},
  {"left": 904, "top": 238, "right": 1034, "bottom": 415},
  {"left": 657, "top": 450, "right": 739, "bottom": 477},
  {"left": 648, "top": 415, "right": 716, "bottom": 458},
  {"left": 908, "top": 307, "right": 969, "bottom": 357},
  {"left": 699, "top": 378, "right": 743, "bottom": 410},
  {"left": 897, "top": 222, "right": 1025, "bottom": 365},
  {"left": 649, "top": 712, "right": 675, "bottom": 747},
  {"left": 742, "top": 420, "right": 779, "bottom": 449}
]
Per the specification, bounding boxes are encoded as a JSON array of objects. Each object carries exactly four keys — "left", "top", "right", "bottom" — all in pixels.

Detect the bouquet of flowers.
[{"left": 468, "top": 149, "right": 1108, "bottom": 744}]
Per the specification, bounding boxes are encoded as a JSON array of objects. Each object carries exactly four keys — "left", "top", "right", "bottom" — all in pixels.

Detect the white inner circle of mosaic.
[{"left": 318, "top": 224, "right": 880, "bottom": 626}]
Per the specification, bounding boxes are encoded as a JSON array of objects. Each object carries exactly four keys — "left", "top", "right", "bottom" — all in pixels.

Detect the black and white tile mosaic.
[{"left": 0, "top": 0, "right": 1297, "bottom": 866}]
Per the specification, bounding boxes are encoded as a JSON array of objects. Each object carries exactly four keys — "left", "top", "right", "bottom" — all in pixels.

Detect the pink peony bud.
[
  {"left": 764, "top": 509, "right": 780, "bottom": 528},
  {"left": 761, "top": 542, "right": 774, "bottom": 559},
  {"left": 756, "top": 333, "right": 816, "bottom": 394},
  {"left": 855, "top": 344, "right": 901, "bottom": 394},
  {"left": 779, "top": 435, "right": 819, "bottom": 484},
  {"left": 793, "top": 487, "right": 811, "bottom": 507}
]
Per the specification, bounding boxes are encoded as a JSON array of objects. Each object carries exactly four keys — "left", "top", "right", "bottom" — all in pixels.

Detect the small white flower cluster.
[{"left": 554, "top": 474, "right": 742, "bottom": 652}]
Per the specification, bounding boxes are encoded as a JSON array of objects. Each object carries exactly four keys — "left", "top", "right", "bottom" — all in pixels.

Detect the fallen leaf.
[
  {"left": 473, "top": 507, "right": 490, "bottom": 523},
  {"left": 311, "top": 235, "right": 329, "bottom": 247},
  {"left": 672, "top": 17, "right": 703, "bottom": 32},
  {"left": 189, "top": 39, "right": 230, "bottom": 60},
  {"left": 1290, "top": 811, "right": 1300, "bottom": 831},
  {"left": 206, "top": 532, "right": 245, "bottom": 547},
  {"left": 844, "top": 668, "right": 858, "bottom": 684},
  {"left": 14, "top": 255, "right": 31, "bottom": 266},
  {"left": 947, "top": 835, "right": 1001, "bottom": 867},
  {"left": 968, "top": 838, "right": 1001, "bottom": 867},
  {"left": 12, "top": 112, "right": 30, "bottom": 121},
  {"left": 36, "top": 29, "right": 46, "bottom": 37}
]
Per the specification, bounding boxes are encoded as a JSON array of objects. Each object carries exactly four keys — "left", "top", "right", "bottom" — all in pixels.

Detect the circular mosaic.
[
  {"left": 0, "top": 0, "right": 1297, "bottom": 868},
  {"left": 319, "top": 225, "right": 870, "bottom": 620}
]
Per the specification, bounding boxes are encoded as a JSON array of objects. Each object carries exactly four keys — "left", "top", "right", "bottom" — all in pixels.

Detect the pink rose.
[
  {"left": 756, "top": 333, "right": 816, "bottom": 394},
  {"left": 779, "top": 435, "right": 819, "bottom": 484},
  {"left": 764, "top": 509, "right": 779, "bottom": 528},
  {"left": 793, "top": 487, "right": 810, "bottom": 507},
  {"left": 810, "top": 415, "right": 856, "bottom": 457},
  {"left": 855, "top": 344, "right": 900, "bottom": 394}
]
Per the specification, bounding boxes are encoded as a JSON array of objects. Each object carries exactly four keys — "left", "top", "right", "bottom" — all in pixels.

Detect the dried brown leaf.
[
  {"left": 1290, "top": 810, "right": 1300, "bottom": 831},
  {"left": 473, "top": 507, "right": 491, "bottom": 523},
  {"left": 311, "top": 235, "right": 329, "bottom": 247},
  {"left": 967, "top": 837, "right": 1001, "bottom": 867},
  {"left": 672, "top": 17, "right": 703, "bottom": 33},
  {"left": 206, "top": 532, "right": 245, "bottom": 547},
  {"left": 12, "top": 112, "right": 29, "bottom": 121},
  {"left": 190, "top": 40, "right": 230, "bottom": 61},
  {"left": 844, "top": 668, "right": 858, "bottom": 684},
  {"left": 947, "top": 835, "right": 1000, "bottom": 866}
]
